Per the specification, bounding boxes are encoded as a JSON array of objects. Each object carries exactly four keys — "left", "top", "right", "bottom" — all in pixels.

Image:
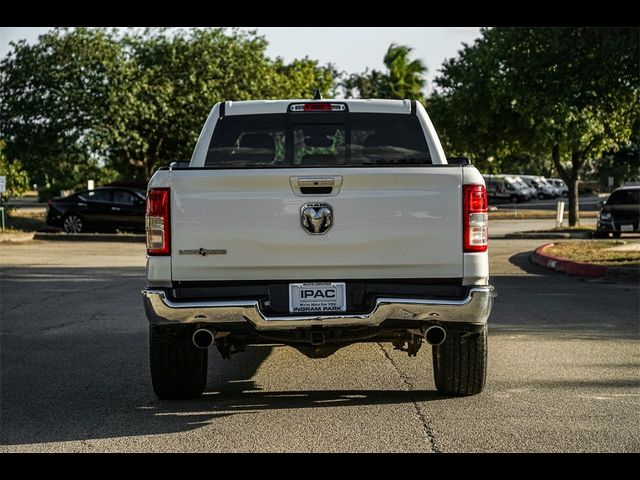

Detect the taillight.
[
  {"left": 289, "top": 103, "right": 347, "bottom": 112},
  {"left": 146, "top": 188, "right": 170, "bottom": 255},
  {"left": 463, "top": 184, "right": 488, "bottom": 252}
]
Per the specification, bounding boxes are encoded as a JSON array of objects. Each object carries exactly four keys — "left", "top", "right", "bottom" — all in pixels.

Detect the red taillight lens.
[
  {"left": 303, "top": 103, "right": 332, "bottom": 111},
  {"left": 289, "top": 103, "right": 346, "bottom": 112},
  {"left": 146, "top": 188, "right": 170, "bottom": 255},
  {"left": 463, "top": 184, "right": 488, "bottom": 253}
]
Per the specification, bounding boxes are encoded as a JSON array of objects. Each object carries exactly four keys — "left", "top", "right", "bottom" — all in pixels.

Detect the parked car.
[
  {"left": 484, "top": 174, "right": 530, "bottom": 202},
  {"left": 519, "top": 175, "right": 559, "bottom": 199},
  {"left": 511, "top": 176, "right": 536, "bottom": 200},
  {"left": 596, "top": 186, "right": 640, "bottom": 238},
  {"left": 46, "top": 186, "right": 146, "bottom": 233},
  {"left": 547, "top": 178, "right": 569, "bottom": 198}
]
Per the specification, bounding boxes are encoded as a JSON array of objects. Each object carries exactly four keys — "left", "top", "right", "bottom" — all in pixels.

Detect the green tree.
[
  {"left": 0, "top": 28, "right": 121, "bottom": 188},
  {"left": 592, "top": 119, "right": 640, "bottom": 191},
  {"left": 0, "top": 140, "right": 30, "bottom": 201},
  {"left": 430, "top": 27, "right": 640, "bottom": 225},
  {"left": 1, "top": 27, "right": 338, "bottom": 184},
  {"left": 428, "top": 33, "right": 532, "bottom": 173},
  {"left": 342, "top": 44, "right": 427, "bottom": 103},
  {"left": 104, "top": 28, "right": 337, "bottom": 180}
]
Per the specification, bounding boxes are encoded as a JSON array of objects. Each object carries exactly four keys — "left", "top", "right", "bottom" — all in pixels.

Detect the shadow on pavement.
[
  {"left": 0, "top": 332, "right": 442, "bottom": 446},
  {"left": 0, "top": 266, "right": 443, "bottom": 447},
  {"left": 508, "top": 250, "right": 559, "bottom": 276},
  {"left": 2, "top": 264, "right": 638, "bottom": 448}
]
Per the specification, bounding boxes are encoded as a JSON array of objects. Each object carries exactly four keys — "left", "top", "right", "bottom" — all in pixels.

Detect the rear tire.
[
  {"left": 149, "top": 326, "right": 208, "bottom": 399},
  {"left": 612, "top": 232, "right": 622, "bottom": 238},
  {"left": 63, "top": 213, "right": 84, "bottom": 233},
  {"left": 433, "top": 327, "right": 487, "bottom": 396}
]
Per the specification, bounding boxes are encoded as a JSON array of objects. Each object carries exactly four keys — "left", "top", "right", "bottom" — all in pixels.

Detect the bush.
[{"left": 0, "top": 141, "right": 31, "bottom": 201}]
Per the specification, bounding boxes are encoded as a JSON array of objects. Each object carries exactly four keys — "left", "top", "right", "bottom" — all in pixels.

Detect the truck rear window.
[{"left": 205, "top": 113, "right": 431, "bottom": 168}]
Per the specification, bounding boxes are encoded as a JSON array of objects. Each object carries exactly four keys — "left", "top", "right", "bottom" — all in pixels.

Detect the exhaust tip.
[
  {"left": 192, "top": 328, "right": 214, "bottom": 349},
  {"left": 424, "top": 326, "right": 446, "bottom": 346}
]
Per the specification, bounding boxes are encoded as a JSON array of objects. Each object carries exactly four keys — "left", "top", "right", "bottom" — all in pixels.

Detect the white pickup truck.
[{"left": 142, "top": 98, "right": 495, "bottom": 399}]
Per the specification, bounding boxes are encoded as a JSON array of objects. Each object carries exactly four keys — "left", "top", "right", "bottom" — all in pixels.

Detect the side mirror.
[{"left": 597, "top": 200, "right": 604, "bottom": 208}]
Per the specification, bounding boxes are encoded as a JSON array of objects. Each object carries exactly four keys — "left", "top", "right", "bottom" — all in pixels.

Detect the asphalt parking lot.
[{"left": 0, "top": 237, "right": 638, "bottom": 452}]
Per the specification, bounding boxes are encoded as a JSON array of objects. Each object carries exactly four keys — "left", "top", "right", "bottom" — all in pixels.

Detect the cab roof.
[{"left": 223, "top": 99, "right": 414, "bottom": 116}]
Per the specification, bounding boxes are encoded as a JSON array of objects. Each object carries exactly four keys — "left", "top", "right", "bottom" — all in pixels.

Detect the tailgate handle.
[
  {"left": 298, "top": 178, "right": 336, "bottom": 188},
  {"left": 290, "top": 176, "right": 343, "bottom": 196}
]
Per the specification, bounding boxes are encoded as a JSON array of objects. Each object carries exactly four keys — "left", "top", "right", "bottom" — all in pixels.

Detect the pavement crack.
[
  {"left": 377, "top": 343, "right": 440, "bottom": 453},
  {"left": 40, "top": 308, "right": 104, "bottom": 332}
]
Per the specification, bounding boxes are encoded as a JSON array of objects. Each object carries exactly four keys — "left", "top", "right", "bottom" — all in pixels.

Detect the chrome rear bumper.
[{"left": 142, "top": 286, "right": 495, "bottom": 330}]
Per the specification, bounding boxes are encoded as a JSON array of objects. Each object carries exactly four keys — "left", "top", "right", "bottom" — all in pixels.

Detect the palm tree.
[
  {"left": 341, "top": 44, "right": 427, "bottom": 102},
  {"left": 380, "top": 44, "right": 427, "bottom": 102}
]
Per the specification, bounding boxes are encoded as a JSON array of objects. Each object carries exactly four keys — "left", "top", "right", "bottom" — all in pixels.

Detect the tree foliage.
[
  {"left": 0, "top": 28, "right": 121, "bottom": 188},
  {"left": 592, "top": 119, "right": 640, "bottom": 190},
  {"left": 342, "top": 44, "right": 427, "bottom": 103},
  {"left": 0, "top": 140, "right": 30, "bottom": 201},
  {"left": 430, "top": 27, "right": 640, "bottom": 225},
  {"left": 0, "top": 28, "right": 338, "bottom": 184}
]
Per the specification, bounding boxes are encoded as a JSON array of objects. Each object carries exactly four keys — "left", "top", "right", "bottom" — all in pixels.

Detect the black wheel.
[
  {"left": 63, "top": 213, "right": 84, "bottom": 233},
  {"left": 538, "top": 193, "right": 545, "bottom": 200},
  {"left": 149, "top": 326, "right": 208, "bottom": 399},
  {"left": 433, "top": 327, "right": 487, "bottom": 396},
  {"left": 612, "top": 232, "right": 622, "bottom": 238},
  {"left": 595, "top": 230, "right": 608, "bottom": 239}
]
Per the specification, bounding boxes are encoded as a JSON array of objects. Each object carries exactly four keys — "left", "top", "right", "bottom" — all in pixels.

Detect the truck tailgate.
[{"left": 170, "top": 167, "right": 463, "bottom": 281}]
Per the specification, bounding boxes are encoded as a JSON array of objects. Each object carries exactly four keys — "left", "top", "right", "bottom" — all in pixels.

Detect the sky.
[{"left": 0, "top": 27, "right": 482, "bottom": 95}]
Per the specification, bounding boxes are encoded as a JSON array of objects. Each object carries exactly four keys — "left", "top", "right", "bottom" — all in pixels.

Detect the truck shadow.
[
  {"left": 0, "top": 335, "right": 442, "bottom": 447},
  {"left": 1, "top": 266, "right": 445, "bottom": 448}
]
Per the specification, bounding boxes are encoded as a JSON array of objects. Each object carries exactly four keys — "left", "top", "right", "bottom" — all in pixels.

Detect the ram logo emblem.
[{"left": 300, "top": 203, "right": 333, "bottom": 235}]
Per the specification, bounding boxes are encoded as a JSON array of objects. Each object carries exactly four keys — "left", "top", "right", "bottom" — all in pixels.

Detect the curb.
[
  {"left": 33, "top": 232, "right": 145, "bottom": 243},
  {"left": 531, "top": 243, "right": 608, "bottom": 278},
  {"left": 0, "top": 232, "right": 36, "bottom": 243},
  {"left": 505, "top": 231, "right": 593, "bottom": 240}
]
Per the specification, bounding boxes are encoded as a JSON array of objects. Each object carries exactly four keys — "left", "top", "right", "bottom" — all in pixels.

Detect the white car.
[
  {"left": 519, "top": 175, "right": 560, "bottom": 199},
  {"left": 547, "top": 178, "right": 569, "bottom": 198},
  {"left": 142, "top": 98, "right": 495, "bottom": 399}
]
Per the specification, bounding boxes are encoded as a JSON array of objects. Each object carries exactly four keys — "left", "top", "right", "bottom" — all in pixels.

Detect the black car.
[
  {"left": 596, "top": 186, "right": 640, "bottom": 238},
  {"left": 46, "top": 187, "right": 146, "bottom": 233}
]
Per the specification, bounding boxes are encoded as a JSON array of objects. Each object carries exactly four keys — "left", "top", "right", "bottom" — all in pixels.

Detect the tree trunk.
[
  {"left": 551, "top": 144, "right": 583, "bottom": 227},
  {"left": 144, "top": 155, "right": 152, "bottom": 182},
  {"left": 568, "top": 152, "right": 584, "bottom": 227},
  {"left": 568, "top": 176, "right": 580, "bottom": 227}
]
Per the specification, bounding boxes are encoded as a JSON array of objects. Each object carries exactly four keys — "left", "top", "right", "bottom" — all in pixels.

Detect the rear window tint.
[
  {"left": 607, "top": 189, "right": 640, "bottom": 205},
  {"left": 205, "top": 113, "right": 430, "bottom": 168},
  {"left": 206, "top": 114, "right": 287, "bottom": 168},
  {"left": 350, "top": 115, "right": 430, "bottom": 166}
]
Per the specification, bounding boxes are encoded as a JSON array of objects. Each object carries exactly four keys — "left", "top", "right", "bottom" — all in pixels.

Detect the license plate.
[
  {"left": 289, "top": 282, "right": 346, "bottom": 313},
  {"left": 621, "top": 224, "right": 634, "bottom": 232}
]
